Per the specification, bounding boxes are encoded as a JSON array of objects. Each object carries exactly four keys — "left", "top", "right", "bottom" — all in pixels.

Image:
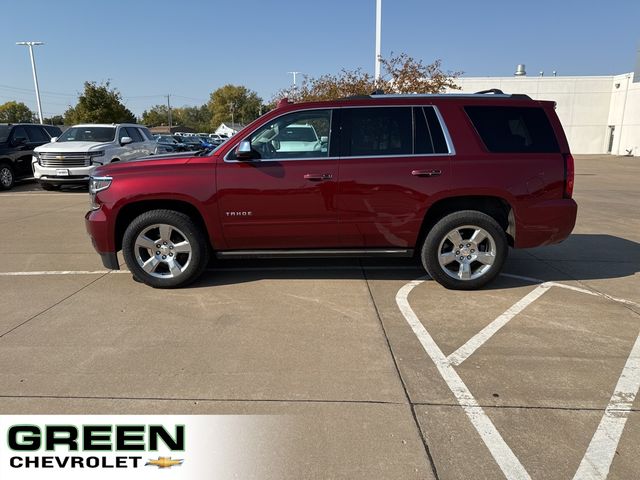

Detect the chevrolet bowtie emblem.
[
  {"left": 55, "top": 155, "right": 64, "bottom": 160},
  {"left": 145, "top": 457, "right": 184, "bottom": 468}
]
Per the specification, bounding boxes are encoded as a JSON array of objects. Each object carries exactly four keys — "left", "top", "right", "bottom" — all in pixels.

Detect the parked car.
[
  {"left": 0, "top": 123, "right": 62, "bottom": 190},
  {"left": 86, "top": 91, "right": 577, "bottom": 290},
  {"left": 173, "top": 135, "right": 205, "bottom": 151},
  {"left": 154, "top": 135, "right": 190, "bottom": 153},
  {"left": 33, "top": 124, "right": 157, "bottom": 190},
  {"left": 271, "top": 124, "right": 327, "bottom": 153}
]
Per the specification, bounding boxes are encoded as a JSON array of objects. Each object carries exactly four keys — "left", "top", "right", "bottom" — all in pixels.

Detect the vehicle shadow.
[{"left": 185, "top": 234, "right": 639, "bottom": 290}]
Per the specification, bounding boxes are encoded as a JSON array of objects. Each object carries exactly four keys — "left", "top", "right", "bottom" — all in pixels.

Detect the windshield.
[
  {"left": 0, "top": 126, "right": 10, "bottom": 143},
  {"left": 57, "top": 126, "right": 116, "bottom": 143}
]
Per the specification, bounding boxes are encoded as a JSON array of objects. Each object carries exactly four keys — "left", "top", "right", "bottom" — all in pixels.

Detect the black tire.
[
  {"left": 0, "top": 163, "right": 15, "bottom": 190},
  {"left": 421, "top": 210, "right": 508, "bottom": 290},
  {"left": 122, "top": 209, "right": 209, "bottom": 288},
  {"left": 40, "top": 183, "right": 61, "bottom": 191}
]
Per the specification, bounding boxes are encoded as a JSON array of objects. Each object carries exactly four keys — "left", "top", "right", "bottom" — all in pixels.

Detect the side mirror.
[
  {"left": 120, "top": 136, "right": 133, "bottom": 146},
  {"left": 235, "top": 140, "right": 258, "bottom": 160},
  {"left": 50, "top": 137, "right": 58, "bottom": 143},
  {"left": 320, "top": 136, "right": 328, "bottom": 143}
]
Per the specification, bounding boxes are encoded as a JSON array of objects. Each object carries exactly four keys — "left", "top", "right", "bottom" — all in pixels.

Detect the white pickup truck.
[{"left": 33, "top": 123, "right": 157, "bottom": 190}]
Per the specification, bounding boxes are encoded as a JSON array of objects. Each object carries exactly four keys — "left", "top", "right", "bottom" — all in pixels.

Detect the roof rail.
[{"left": 475, "top": 88, "right": 505, "bottom": 95}]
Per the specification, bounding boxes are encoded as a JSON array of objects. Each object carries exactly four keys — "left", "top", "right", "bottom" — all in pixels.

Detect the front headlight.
[
  {"left": 89, "top": 150, "right": 106, "bottom": 165},
  {"left": 89, "top": 176, "right": 112, "bottom": 210}
]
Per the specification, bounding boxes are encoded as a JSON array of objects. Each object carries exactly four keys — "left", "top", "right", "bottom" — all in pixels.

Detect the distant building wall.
[{"left": 452, "top": 73, "right": 639, "bottom": 156}]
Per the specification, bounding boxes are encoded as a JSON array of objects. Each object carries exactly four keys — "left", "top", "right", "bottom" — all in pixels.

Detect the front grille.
[{"left": 40, "top": 152, "right": 91, "bottom": 168}]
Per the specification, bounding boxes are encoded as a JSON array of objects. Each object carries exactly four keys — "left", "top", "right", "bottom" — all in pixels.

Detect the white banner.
[{"left": 0, "top": 415, "right": 287, "bottom": 479}]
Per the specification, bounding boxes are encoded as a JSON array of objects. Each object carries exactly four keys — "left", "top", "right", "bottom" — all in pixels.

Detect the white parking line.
[
  {"left": 447, "top": 283, "right": 552, "bottom": 366},
  {"left": 397, "top": 277, "right": 640, "bottom": 480},
  {"left": 396, "top": 279, "right": 532, "bottom": 480},
  {"left": 573, "top": 332, "right": 640, "bottom": 479},
  {"left": 0, "top": 270, "right": 127, "bottom": 276}
]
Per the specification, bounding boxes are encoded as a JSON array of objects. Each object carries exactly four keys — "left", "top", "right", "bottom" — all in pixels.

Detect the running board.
[{"left": 215, "top": 248, "right": 414, "bottom": 259}]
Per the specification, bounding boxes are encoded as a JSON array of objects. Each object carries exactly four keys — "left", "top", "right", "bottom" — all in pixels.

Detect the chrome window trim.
[{"left": 223, "top": 104, "right": 456, "bottom": 163}]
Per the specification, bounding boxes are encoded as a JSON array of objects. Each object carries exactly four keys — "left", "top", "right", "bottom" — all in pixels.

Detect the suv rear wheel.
[
  {"left": 122, "top": 209, "right": 209, "bottom": 288},
  {"left": 421, "top": 210, "right": 508, "bottom": 290},
  {"left": 0, "top": 163, "right": 14, "bottom": 190}
]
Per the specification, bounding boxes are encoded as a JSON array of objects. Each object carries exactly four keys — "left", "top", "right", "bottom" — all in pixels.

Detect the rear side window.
[
  {"left": 341, "top": 107, "right": 412, "bottom": 157},
  {"left": 465, "top": 106, "right": 559, "bottom": 153},
  {"left": 414, "top": 107, "right": 449, "bottom": 154}
]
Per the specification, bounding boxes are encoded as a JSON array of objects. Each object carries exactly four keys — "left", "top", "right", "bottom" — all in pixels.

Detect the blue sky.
[{"left": 2, "top": 0, "right": 639, "bottom": 118}]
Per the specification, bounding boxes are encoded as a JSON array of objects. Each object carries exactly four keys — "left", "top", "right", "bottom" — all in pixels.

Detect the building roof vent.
[{"left": 514, "top": 64, "right": 527, "bottom": 76}]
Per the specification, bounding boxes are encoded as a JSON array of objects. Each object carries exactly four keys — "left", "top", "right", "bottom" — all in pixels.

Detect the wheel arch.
[
  {"left": 417, "top": 195, "right": 515, "bottom": 249},
  {"left": 114, "top": 200, "right": 212, "bottom": 252}
]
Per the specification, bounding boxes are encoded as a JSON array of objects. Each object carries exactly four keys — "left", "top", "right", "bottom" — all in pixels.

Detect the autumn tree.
[
  {"left": 0, "top": 101, "right": 34, "bottom": 123},
  {"left": 208, "top": 85, "right": 262, "bottom": 129},
  {"left": 276, "top": 53, "right": 461, "bottom": 102},
  {"left": 64, "top": 81, "right": 136, "bottom": 124}
]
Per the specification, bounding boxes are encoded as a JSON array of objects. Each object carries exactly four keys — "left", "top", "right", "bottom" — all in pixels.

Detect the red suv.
[{"left": 86, "top": 91, "right": 577, "bottom": 289}]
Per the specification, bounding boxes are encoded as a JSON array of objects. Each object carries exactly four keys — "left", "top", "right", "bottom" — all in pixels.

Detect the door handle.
[
  {"left": 304, "top": 173, "right": 333, "bottom": 181},
  {"left": 411, "top": 169, "right": 442, "bottom": 177}
]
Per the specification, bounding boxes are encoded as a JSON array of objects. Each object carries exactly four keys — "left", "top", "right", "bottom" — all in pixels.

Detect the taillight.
[{"left": 563, "top": 153, "right": 574, "bottom": 199}]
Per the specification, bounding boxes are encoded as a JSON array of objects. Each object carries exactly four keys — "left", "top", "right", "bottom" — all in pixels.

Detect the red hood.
[{"left": 93, "top": 155, "right": 196, "bottom": 177}]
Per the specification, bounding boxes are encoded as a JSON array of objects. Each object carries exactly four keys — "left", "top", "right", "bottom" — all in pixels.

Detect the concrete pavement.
[{"left": 0, "top": 155, "right": 638, "bottom": 479}]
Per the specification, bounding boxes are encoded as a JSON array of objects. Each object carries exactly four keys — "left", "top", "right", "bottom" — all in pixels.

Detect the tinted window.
[
  {"left": 0, "top": 126, "right": 10, "bottom": 143},
  {"left": 465, "top": 106, "right": 559, "bottom": 153},
  {"left": 414, "top": 107, "right": 449, "bottom": 154},
  {"left": 25, "top": 125, "right": 49, "bottom": 143},
  {"left": 43, "top": 125, "right": 62, "bottom": 138},
  {"left": 125, "top": 127, "right": 144, "bottom": 143},
  {"left": 140, "top": 127, "right": 155, "bottom": 141},
  {"left": 11, "top": 126, "right": 28, "bottom": 143},
  {"left": 341, "top": 107, "right": 412, "bottom": 157}
]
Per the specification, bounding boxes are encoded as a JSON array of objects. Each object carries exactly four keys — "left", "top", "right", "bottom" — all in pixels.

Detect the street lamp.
[
  {"left": 375, "top": 0, "right": 382, "bottom": 82},
  {"left": 16, "top": 41, "right": 45, "bottom": 124}
]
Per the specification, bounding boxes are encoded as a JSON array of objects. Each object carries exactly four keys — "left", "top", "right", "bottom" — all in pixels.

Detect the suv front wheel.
[
  {"left": 0, "top": 163, "right": 14, "bottom": 190},
  {"left": 122, "top": 209, "right": 209, "bottom": 288},
  {"left": 421, "top": 210, "right": 508, "bottom": 290}
]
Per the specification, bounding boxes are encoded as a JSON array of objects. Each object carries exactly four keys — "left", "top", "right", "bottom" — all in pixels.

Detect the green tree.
[
  {"left": 0, "top": 101, "right": 34, "bottom": 123},
  {"left": 208, "top": 85, "right": 262, "bottom": 129},
  {"left": 274, "top": 53, "right": 461, "bottom": 102},
  {"left": 43, "top": 114, "right": 64, "bottom": 125},
  {"left": 141, "top": 104, "right": 170, "bottom": 127},
  {"left": 64, "top": 81, "right": 136, "bottom": 124}
]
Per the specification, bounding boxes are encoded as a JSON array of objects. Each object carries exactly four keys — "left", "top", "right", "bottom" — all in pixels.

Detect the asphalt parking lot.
[{"left": 1, "top": 154, "right": 638, "bottom": 479}]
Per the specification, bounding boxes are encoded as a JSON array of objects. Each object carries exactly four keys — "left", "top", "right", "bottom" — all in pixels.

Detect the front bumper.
[
  {"left": 85, "top": 209, "right": 120, "bottom": 270},
  {"left": 33, "top": 162, "right": 96, "bottom": 184}
]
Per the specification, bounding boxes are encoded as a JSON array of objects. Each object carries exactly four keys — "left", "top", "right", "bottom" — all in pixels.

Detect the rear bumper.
[
  {"left": 85, "top": 209, "right": 120, "bottom": 270},
  {"left": 514, "top": 199, "right": 578, "bottom": 248}
]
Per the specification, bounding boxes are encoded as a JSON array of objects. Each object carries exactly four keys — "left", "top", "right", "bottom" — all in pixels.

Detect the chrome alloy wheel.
[
  {"left": 437, "top": 225, "right": 497, "bottom": 281},
  {"left": 0, "top": 166, "right": 12, "bottom": 188},
  {"left": 133, "top": 224, "right": 192, "bottom": 279}
]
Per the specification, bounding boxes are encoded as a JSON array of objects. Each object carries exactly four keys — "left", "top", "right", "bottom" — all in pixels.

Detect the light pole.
[
  {"left": 287, "top": 71, "right": 302, "bottom": 91},
  {"left": 16, "top": 41, "right": 45, "bottom": 124},
  {"left": 375, "top": 0, "right": 382, "bottom": 82}
]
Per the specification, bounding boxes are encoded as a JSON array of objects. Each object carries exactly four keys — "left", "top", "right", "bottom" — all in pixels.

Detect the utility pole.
[
  {"left": 16, "top": 41, "right": 44, "bottom": 124},
  {"left": 375, "top": 0, "right": 382, "bottom": 82},
  {"left": 166, "top": 94, "right": 173, "bottom": 130}
]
